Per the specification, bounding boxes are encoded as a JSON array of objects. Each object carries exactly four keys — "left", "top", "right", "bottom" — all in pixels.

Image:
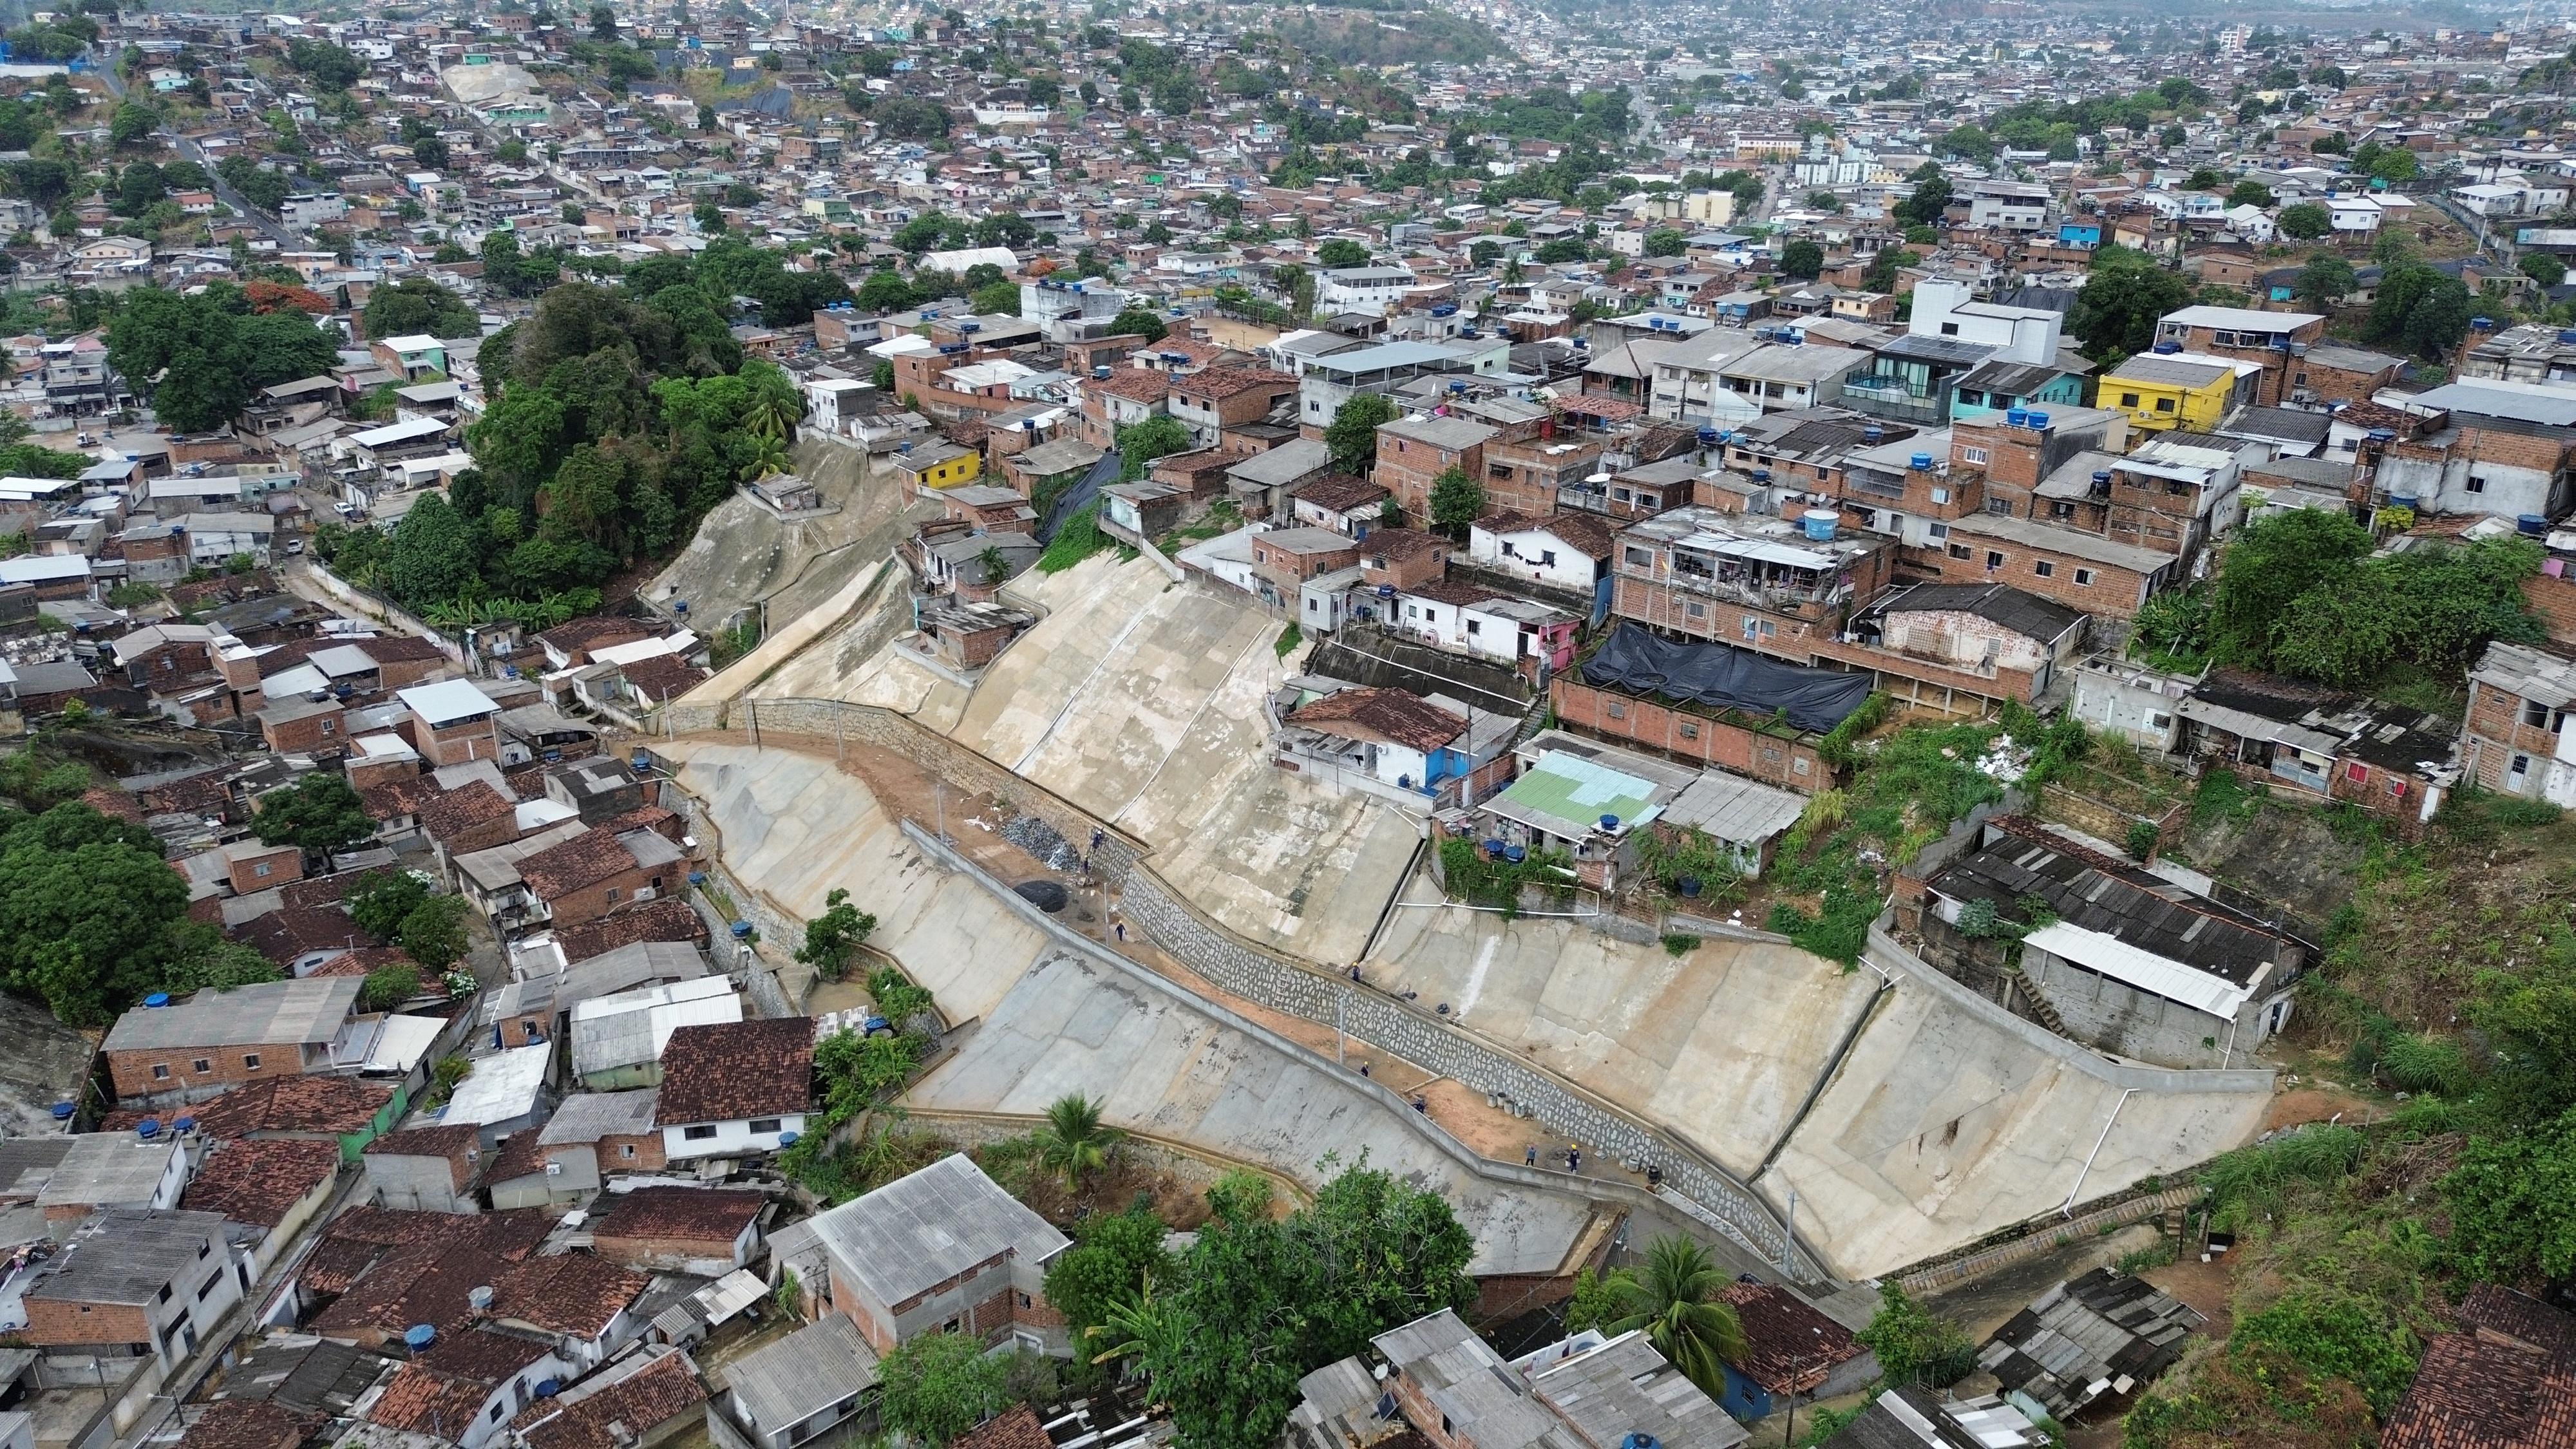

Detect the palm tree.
[
  {"left": 738, "top": 433, "right": 791, "bottom": 481},
  {"left": 1086, "top": 1276, "right": 1181, "bottom": 1368},
  {"left": 744, "top": 387, "right": 802, "bottom": 443},
  {"left": 1035, "top": 1092, "right": 1122, "bottom": 1190},
  {"left": 1605, "top": 1236, "right": 1749, "bottom": 1400}
]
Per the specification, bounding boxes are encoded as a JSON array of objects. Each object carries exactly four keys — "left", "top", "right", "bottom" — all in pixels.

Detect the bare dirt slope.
[{"left": 647, "top": 435, "right": 933, "bottom": 635}]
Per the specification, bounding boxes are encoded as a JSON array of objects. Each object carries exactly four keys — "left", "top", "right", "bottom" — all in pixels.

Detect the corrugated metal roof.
[{"left": 808, "top": 1154, "right": 1069, "bottom": 1306}]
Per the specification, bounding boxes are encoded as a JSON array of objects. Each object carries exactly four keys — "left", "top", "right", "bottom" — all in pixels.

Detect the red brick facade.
[{"left": 1548, "top": 678, "right": 1832, "bottom": 791}]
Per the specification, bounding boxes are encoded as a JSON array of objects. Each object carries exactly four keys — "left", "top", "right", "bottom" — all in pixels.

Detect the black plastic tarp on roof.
[{"left": 1578, "top": 621, "right": 1875, "bottom": 734}]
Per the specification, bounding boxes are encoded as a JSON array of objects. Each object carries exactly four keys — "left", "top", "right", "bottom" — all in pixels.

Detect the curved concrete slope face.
[
  {"left": 910, "top": 948, "right": 1602, "bottom": 1278},
  {"left": 1751, "top": 980, "right": 2272, "bottom": 1280},
  {"left": 938, "top": 556, "right": 1415, "bottom": 961},
  {"left": 1368, "top": 898, "right": 1883, "bottom": 1178},
  {"left": 662, "top": 743, "right": 1048, "bottom": 1024}
]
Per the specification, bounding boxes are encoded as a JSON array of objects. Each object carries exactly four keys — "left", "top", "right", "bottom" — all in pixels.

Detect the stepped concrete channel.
[{"left": 650, "top": 554, "right": 2277, "bottom": 1282}]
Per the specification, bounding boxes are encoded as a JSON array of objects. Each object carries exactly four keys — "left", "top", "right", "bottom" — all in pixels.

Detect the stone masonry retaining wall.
[{"left": 650, "top": 698, "right": 1828, "bottom": 1282}]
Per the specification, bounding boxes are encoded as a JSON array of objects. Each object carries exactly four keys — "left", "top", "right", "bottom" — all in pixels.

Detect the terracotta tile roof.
[
  {"left": 177, "top": 1398, "right": 321, "bottom": 1449},
  {"left": 1288, "top": 687, "right": 1468, "bottom": 753},
  {"left": 1477, "top": 509, "right": 1615, "bottom": 558},
  {"left": 1177, "top": 366, "right": 1296, "bottom": 400},
  {"left": 654, "top": 1019, "right": 811, "bottom": 1125},
  {"left": 489, "top": 1252, "right": 650, "bottom": 1339},
  {"left": 83, "top": 786, "right": 146, "bottom": 824},
  {"left": 235, "top": 904, "right": 366, "bottom": 965},
  {"left": 1715, "top": 1283, "right": 1866, "bottom": 1394},
  {"left": 138, "top": 770, "right": 232, "bottom": 816},
  {"left": 133, "top": 1075, "right": 392, "bottom": 1137},
  {"left": 1084, "top": 369, "right": 1173, "bottom": 404},
  {"left": 592, "top": 1186, "right": 765, "bottom": 1244},
  {"left": 2380, "top": 1285, "right": 2576, "bottom": 1449},
  {"left": 360, "top": 636, "right": 446, "bottom": 666},
  {"left": 538, "top": 617, "right": 655, "bottom": 655},
  {"left": 518, "top": 829, "right": 642, "bottom": 902},
  {"left": 306, "top": 946, "right": 416, "bottom": 980},
  {"left": 360, "top": 776, "right": 440, "bottom": 821},
  {"left": 180, "top": 1138, "right": 341, "bottom": 1227},
  {"left": 486, "top": 1129, "right": 547, "bottom": 1187},
  {"left": 617, "top": 654, "right": 707, "bottom": 703},
  {"left": 1293, "top": 473, "right": 1388, "bottom": 514},
  {"left": 511, "top": 1349, "right": 706, "bottom": 1449},
  {"left": 1363, "top": 527, "right": 1449, "bottom": 562},
  {"left": 370, "top": 1362, "right": 507, "bottom": 1436},
  {"left": 313, "top": 1217, "right": 551, "bottom": 1341},
  {"left": 553, "top": 900, "right": 705, "bottom": 961},
  {"left": 365, "top": 1123, "right": 482, "bottom": 1162},
  {"left": 954, "top": 1405, "right": 1052, "bottom": 1449},
  {"left": 417, "top": 780, "right": 517, "bottom": 841}
]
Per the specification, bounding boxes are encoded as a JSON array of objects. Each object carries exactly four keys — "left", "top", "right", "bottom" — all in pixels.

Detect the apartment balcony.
[{"left": 1841, "top": 377, "right": 1949, "bottom": 426}]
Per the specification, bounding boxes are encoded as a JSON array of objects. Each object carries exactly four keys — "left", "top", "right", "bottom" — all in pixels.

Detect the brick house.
[
  {"left": 361, "top": 1123, "right": 485, "bottom": 1213},
  {"left": 1374, "top": 415, "right": 1496, "bottom": 518},
  {"left": 1251, "top": 526, "right": 1363, "bottom": 594},
  {"left": 101, "top": 976, "right": 364, "bottom": 1105},
  {"left": 2150, "top": 305, "right": 2326, "bottom": 406},
  {"left": 2463, "top": 641, "right": 2576, "bottom": 800},
  {"left": 397, "top": 679, "right": 506, "bottom": 766},
  {"left": 1358, "top": 528, "right": 1452, "bottom": 589},
  {"left": 590, "top": 1186, "right": 766, "bottom": 1276},
  {"left": 800, "top": 1154, "right": 1071, "bottom": 1356},
  {"left": 257, "top": 695, "right": 348, "bottom": 755},
  {"left": 516, "top": 817, "right": 688, "bottom": 931},
  {"left": 1074, "top": 368, "right": 1172, "bottom": 447},
  {"left": 653, "top": 1017, "right": 812, "bottom": 1162},
  {"left": 361, "top": 1325, "right": 573, "bottom": 1449},
  {"left": 21, "top": 1209, "right": 253, "bottom": 1368},
  {"left": 1608, "top": 506, "right": 1897, "bottom": 661},
  {"left": 1548, "top": 671, "right": 1835, "bottom": 791},
  {"left": 1164, "top": 367, "right": 1298, "bottom": 448}
]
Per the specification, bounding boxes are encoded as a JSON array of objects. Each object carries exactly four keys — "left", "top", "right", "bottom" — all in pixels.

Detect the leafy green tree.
[
  {"left": 2523, "top": 251, "right": 2568, "bottom": 289},
  {"left": 158, "top": 926, "right": 284, "bottom": 996},
  {"left": 350, "top": 870, "right": 435, "bottom": 942},
  {"left": 285, "top": 39, "right": 364, "bottom": 91},
  {"left": 394, "top": 895, "right": 469, "bottom": 972},
  {"left": 1854, "top": 1282, "right": 1976, "bottom": 1388},
  {"left": 251, "top": 773, "right": 374, "bottom": 856},
  {"left": 1043, "top": 1206, "right": 1175, "bottom": 1350},
  {"left": 1641, "top": 227, "right": 1686, "bottom": 257},
  {"left": 1780, "top": 238, "right": 1824, "bottom": 279},
  {"left": 361, "top": 964, "right": 422, "bottom": 1012},
  {"left": 105, "top": 287, "right": 339, "bottom": 433},
  {"left": 1325, "top": 392, "right": 1401, "bottom": 475},
  {"left": 969, "top": 279, "right": 1021, "bottom": 315},
  {"left": 2208, "top": 509, "right": 2375, "bottom": 671},
  {"left": 1314, "top": 238, "right": 1371, "bottom": 269},
  {"left": 1114, "top": 415, "right": 1193, "bottom": 480},
  {"left": 2226, "top": 179, "right": 2275, "bottom": 209},
  {"left": 794, "top": 887, "right": 876, "bottom": 981},
  {"left": 2266, "top": 536, "right": 2543, "bottom": 687},
  {"left": 2294, "top": 252, "right": 2355, "bottom": 307},
  {"left": 857, "top": 269, "right": 919, "bottom": 312},
  {"left": 381, "top": 493, "right": 483, "bottom": 604},
  {"left": 109, "top": 100, "right": 156, "bottom": 148},
  {"left": 1602, "top": 1237, "right": 1748, "bottom": 1401},
  {"left": 2067, "top": 245, "right": 2192, "bottom": 364},
  {"left": 1561, "top": 1265, "right": 1633, "bottom": 1332},
  {"left": 2277, "top": 203, "right": 2332, "bottom": 240},
  {"left": 1428, "top": 466, "right": 1483, "bottom": 539},
  {"left": 1105, "top": 307, "right": 1168, "bottom": 342},
  {"left": 876, "top": 1332, "right": 1010, "bottom": 1445},
  {"left": 1036, "top": 1094, "right": 1122, "bottom": 1189},
  {"left": 1135, "top": 1163, "right": 1475, "bottom": 1449},
  {"left": 365, "top": 277, "right": 480, "bottom": 340},
  {"left": 0, "top": 804, "right": 194, "bottom": 1025}
]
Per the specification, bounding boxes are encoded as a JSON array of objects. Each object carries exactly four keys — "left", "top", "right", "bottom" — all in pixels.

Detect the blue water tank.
[
  {"left": 50, "top": 1101, "right": 73, "bottom": 1121},
  {"left": 730, "top": 920, "right": 753, "bottom": 939},
  {"left": 2560, "top": 329, "right": 2576, "bottom": 346},
  {"left": 404, "top": 1324, "right": 436, "bottom": 1351},
  {"left": 137, "top": 1118, "right": 160, "bottom": 1139},
  {"left": 2519, "top": 515, "right": 2549, "bottom": 536},
  {"left": 687, "top": 870, "right": 707, "bottom": 886},
  {"left": 2152, "top": 339, "right": 2183, "bottom": 354},
  {"left": 2389, "top": 493, "right": 2419, "bottom": 509},
  {"left": 1862, "top": 425, "right": 1883, "bottom": 443},
  {"left": 2027, "top": 411, "right": 2050, "bottom": 430},
  {"left": 2472, "top": 316, "right": 2495, "bottom": 331},
  {"left": 1801, "top": 509, "right": 1839, "bottom": 542},
  {"left": 1482, "top": 838, "right": 1508, "bottom": 858},
  {"left": 2004, "top": 408, "right": 2030, "bottom": 427},
  {"left": 144, "top": 992, "right": 171, "bottom": 1009},
  {"left": 173, "top": 1117, "right": 196, "bottom": 1135},
  {"left": 1909, "top": 452, "right": 1935, "bottom": 471},
  {"left": 1696, "top": 426, "right": 1719, "bottom": 445},
  {"left": 535, "top": 1381, "right": 560, "bottom": 1399},
  {"left": 1503, "top": 844, "right": 1526, "bottom": 863},
  {"left": 2367, "top": 428, "right": 2397, "bottom": 444},
  {"left": 1599, "top": 814, "right": 1621, "bottom": 830}
]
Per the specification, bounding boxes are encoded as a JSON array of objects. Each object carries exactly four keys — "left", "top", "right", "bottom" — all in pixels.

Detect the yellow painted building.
[
  {"left": 889, "top": 439, "right": 981, "bottom": 495},
  {"left": 2100, "top": 353, "right": 2257, "bottom": 433}
]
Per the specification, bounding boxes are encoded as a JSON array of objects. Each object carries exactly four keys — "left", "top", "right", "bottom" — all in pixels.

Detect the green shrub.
[
  {"left": 2230, "top": 1289, "right": 2422, "bottom": 1416},
  {"left": 2125, "top": 818, "right": 2160, "bottom": 860},
  {"left": 1660, "top": 933, "right": 1700, "bottom": 957},
  {"left": 2116, "top": 1241, "right": 2177, "bottom": 1274},
  {"left": 2204, "top": 1125, "right": 2365, "bottom": 1229}
]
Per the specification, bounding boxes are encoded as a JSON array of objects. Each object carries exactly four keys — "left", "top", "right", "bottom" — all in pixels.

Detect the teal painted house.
[{"left": 1949, "top": 357, "right": 2089, "bottom": 421}]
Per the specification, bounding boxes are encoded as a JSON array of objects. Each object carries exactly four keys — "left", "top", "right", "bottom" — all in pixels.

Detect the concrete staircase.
[{"left": 2003, "top": 963, "right": 2072, "bottom": 1037}]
